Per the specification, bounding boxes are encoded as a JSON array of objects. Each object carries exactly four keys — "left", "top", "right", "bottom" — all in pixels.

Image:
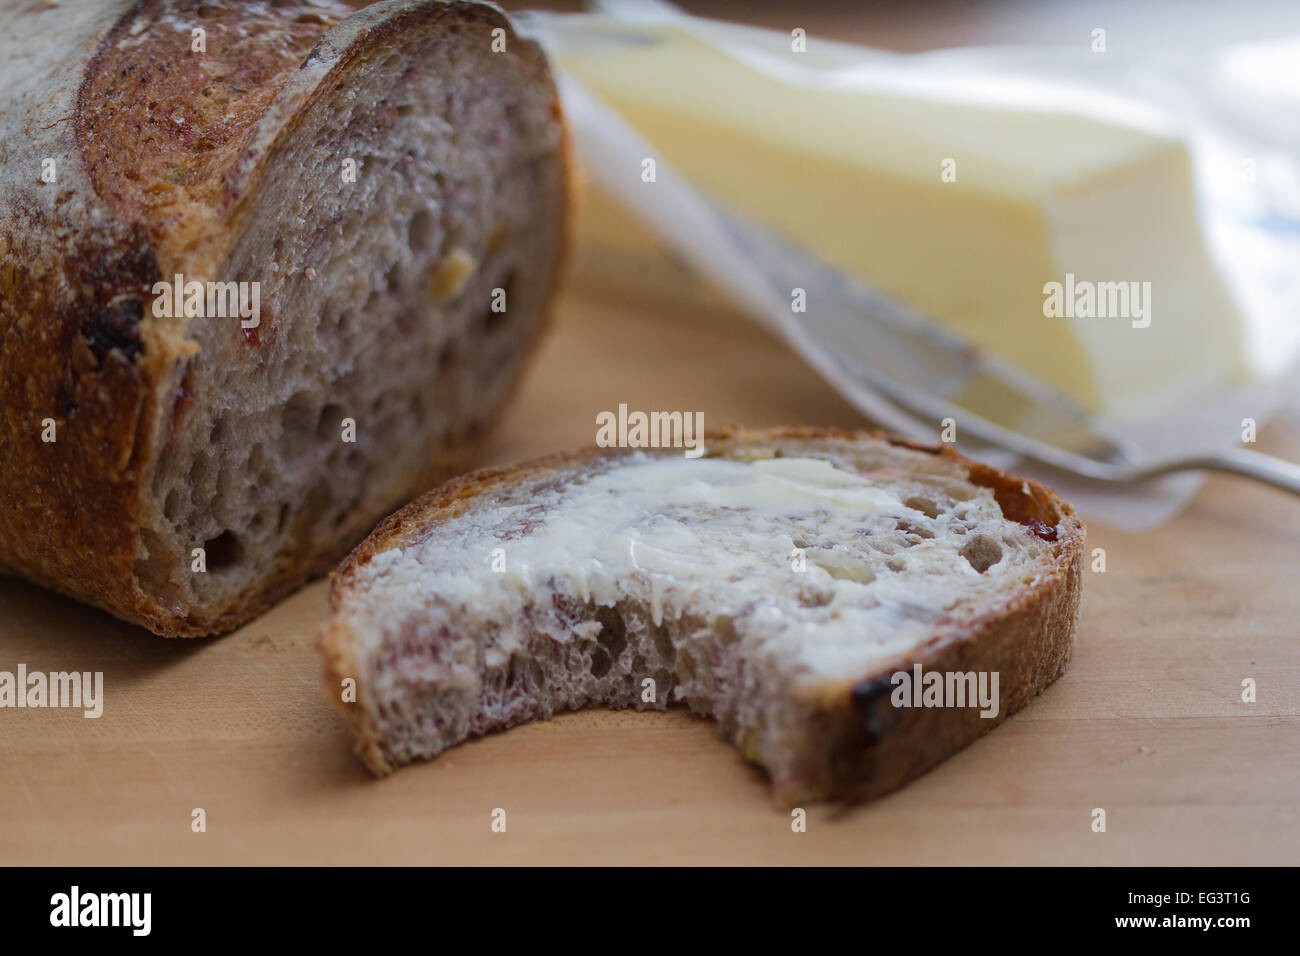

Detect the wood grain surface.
[{"left": 1, "top": 282, "right": 1296, "bottom": 866}]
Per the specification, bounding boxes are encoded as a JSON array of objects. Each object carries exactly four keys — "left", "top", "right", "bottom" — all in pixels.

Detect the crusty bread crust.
[
  {"left": 0, "top": 0, "right": 570, "bottom": 636},
  {"left": 320, "top": 426, "right": 1084, "bottom": 802}
]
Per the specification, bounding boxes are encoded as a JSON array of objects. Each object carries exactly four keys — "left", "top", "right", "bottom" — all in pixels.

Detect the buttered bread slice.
[{"left": 319, "top": 428, "right": 1084, "bottom": 803}]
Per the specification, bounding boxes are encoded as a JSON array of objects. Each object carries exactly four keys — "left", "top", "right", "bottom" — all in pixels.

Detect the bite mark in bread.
[{"left": 320, "top": 427, "right": 1084, "bottom": 803}]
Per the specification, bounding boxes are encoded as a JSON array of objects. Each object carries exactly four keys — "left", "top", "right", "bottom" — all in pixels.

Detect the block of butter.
[{"left": 559, "top": 22, "right": 1247, "bottom": 418}]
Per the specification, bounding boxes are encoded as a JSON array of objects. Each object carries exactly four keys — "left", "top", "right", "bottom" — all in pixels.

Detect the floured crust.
[
  {"left": 0, "top": 0, "right": 571, "bottom": 635},
  {"left": 320, "top": 426, "right": 1085, "bottom": 801}
]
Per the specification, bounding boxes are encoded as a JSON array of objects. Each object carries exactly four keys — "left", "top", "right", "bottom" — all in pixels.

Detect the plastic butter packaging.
[
  {"left": 562, "top": 24, "right": 1253, "bottom": 418},
  {"left": 520, "top": 5, "right": 1300, "bottom": 527}
]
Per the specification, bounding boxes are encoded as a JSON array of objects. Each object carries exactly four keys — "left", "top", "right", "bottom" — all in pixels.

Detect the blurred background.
[{"left": 503, "top": 0, "right": 1300, "bottom": 52}]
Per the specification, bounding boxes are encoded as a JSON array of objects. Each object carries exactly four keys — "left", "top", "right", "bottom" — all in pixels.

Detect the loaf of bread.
[
  {"left": 320, "top": 427, "right": 1084, "bottom": 803},
  {"left": 0, "top": 1, "right": 569, "bottom": 635}
]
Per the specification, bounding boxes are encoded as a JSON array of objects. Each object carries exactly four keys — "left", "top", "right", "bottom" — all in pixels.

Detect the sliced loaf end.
[{"left": 116, "top": 1, "right": 569, "bottom": 634}]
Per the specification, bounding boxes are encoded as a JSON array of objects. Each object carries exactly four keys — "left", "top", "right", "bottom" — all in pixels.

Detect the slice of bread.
[
  {"left": 320, "top": 427, "right": 1084, "bottom": 803},
  {"left": 0, "top": 0, "right": 568, "bottom": 635}
]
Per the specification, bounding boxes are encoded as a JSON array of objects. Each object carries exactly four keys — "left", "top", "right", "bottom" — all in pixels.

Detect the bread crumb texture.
[{"left": 325, "top": 430, "right": 1083, "bottom": 800}]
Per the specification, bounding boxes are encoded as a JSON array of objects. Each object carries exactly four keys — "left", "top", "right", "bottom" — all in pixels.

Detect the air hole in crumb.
[
  {"left": 407, "top": 209, "right": 434, "bottom": 251},
  {"left": 299, "top": 484, "right": 332, "bottom": 534},
  {"left": 282, "top": 393, "right": 315, "bottom": 454},
  {"left": 317, "top": 403, "right": 343, "bottom": 442},
  {"left": 190, "top": 454, "right": 213, "bottom": 497},
  {"left": 594, "top": 605, "right": 627, "bottom": 660},
  {"left": 203, "top": 531, "right": 240, "bottom": 571},
  {"left": 904, "top": 495, "right": 940, "bottom": 518},
  {"left": 275, "top": 502, "right": 291, "bottom": 535},
  {"left": 960, "top": 535, "right": 1003, "bottom": 573},
  {"left": 163, "top": 488, "right": 182, "bottom": 521},
  {"left": 509, "top": 655, "right": 544, "bottom": 693},
  {"left": 651, "top": 623, "right": 674, "bottom": 663},
  {"left": 589, "top": 647, "right": 612, "bottom": 678},
  {"left": 895, "top": 518, "right": 934, "bottom": 539}
]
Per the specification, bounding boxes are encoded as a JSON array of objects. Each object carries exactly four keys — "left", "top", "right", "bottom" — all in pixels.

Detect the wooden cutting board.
[{"left": 1, "top": 284, "right": 1296, "bottom": 865}]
